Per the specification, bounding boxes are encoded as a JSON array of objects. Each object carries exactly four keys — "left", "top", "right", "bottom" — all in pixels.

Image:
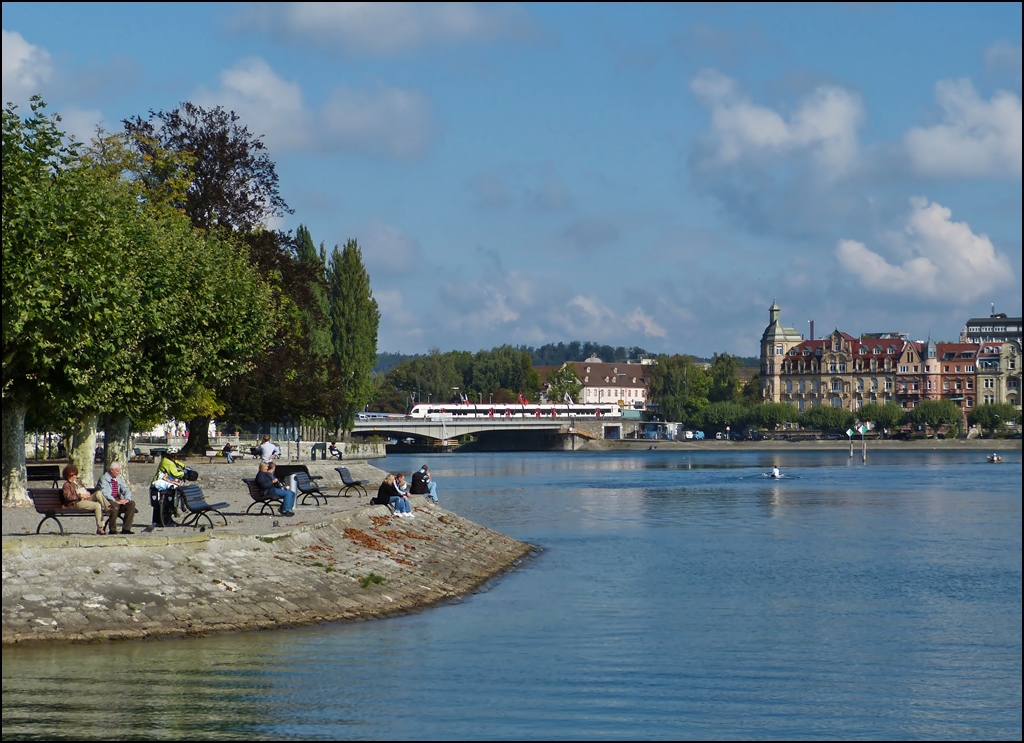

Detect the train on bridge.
[{"left": 406, "top": 403, "right": 621, "bottom": 420}]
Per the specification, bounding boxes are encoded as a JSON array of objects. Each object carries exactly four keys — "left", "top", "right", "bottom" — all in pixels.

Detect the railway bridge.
[{"left": 350, "top": 416, "right": 618, "bottom": 448}]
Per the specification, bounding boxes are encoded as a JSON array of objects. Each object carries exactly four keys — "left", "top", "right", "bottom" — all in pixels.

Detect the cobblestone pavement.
[{"left": 3, "top": 495, "right": 533, "bottom": 645}]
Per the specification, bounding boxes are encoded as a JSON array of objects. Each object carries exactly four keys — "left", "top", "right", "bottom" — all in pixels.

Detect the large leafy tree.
[
  {"left": 858, "top": 402, "right": 906, "bottom": 437},
  {"left": 967, "top": 402, "right": 1018, "bottom": 437},
  {"left": 468, "top": 346, "right": 540, "bottom": 401},
  {"left": 123, "top": 101, "right": 292, "bottom": 454},
  {"left": 700, "top": 401, "right": 749, "bottom": 433},
  {"left": 327, "top": 239, "right": 380, "bottom": 435},
  {"left": 123, "top": 102, "right": 291, "bottom": 232},
  {"left": 708, "top": 352, "right": 741, "bottom": 403},
  {"left": 905, "top": 399, "right": 962, "bottom": 435},
  {"left": 647, "top": 355, "right": 710, "bottom": 426},
  {"left": 750, "top": 402, "right": 800, "bottom": 431},
  {"left": 800, "top": 404, "right": 856, "bottom": 434},
  {"left": 546, "top": 363, "right": 583, "bottom": 404}
]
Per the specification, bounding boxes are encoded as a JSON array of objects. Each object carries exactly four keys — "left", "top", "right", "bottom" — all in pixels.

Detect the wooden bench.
[
  {"left": 28, "top": 488, "right": 123, "bottom": 535},
  {"left": 335, "top": 467, "right": 369, "bottom": 497},
  {"left": 243, "top": 478, "right": 282, "bottom": 516},
  {"left": 177, "top": 484, "right": 229, "bottom": 529},
  {"left": 26, "top": 464, "right": 62, "bottom": 489}
]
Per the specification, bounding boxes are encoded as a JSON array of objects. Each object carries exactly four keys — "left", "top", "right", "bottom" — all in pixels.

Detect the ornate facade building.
[{"left": 758, "top": 303, "right": 1023, "bottom": 420}]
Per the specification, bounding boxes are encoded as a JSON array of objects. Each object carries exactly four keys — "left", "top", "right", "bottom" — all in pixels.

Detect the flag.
[
  {"left": 518, "top": 392, "right": 529, "bottom": 405},
  {"left": 461, "top": 393, "right": 469, "bottom": 404}
]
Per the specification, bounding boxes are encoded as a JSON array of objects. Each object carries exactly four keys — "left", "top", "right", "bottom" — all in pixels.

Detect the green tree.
[
  {"left": 700, "top": 401, "right": 749, "bottom": 433},
  {"left": 968, "top": 402, "right": 1019, "bottom": 437},
  {"left": 327, "top": 239, "right": 380, "bottom": 435},
  {"left": 647, "top": 355, "right": 710, "bottom": 426},
  {"left": 858, "top": 402, "right": 906, "bottom": 438},
  {"left": 468, "top": 346, "right": 540, "bottom": 401},
  {"left": 740, "top": 372, "right": 762, "bottom": 404},
  {"left": 906, "top": 399, "right": 962, "bottom": 436},
  {"left": 708, "top": 352, "right": 741, "bottom": 403},
  {"left": 801, "top": 404, "right": 855, "bottom": 433},
  {"left": 546, "top": 363, "right": 583, "bottom": 404},
  {"left": 751, "top": 402, "right": 800, "bottom": 431}
]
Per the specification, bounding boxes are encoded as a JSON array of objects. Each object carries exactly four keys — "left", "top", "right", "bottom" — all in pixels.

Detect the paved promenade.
[{"left": 2, "top": 459, "right": 533, "bottom": 645}]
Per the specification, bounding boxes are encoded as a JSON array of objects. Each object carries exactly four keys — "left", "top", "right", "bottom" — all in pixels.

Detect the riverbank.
[
  {"left": 580, "top": 437, "right": 1023, "bottom": 452},
  {"left": 2, "top": 459, "right": 533, "bottom": 645}
]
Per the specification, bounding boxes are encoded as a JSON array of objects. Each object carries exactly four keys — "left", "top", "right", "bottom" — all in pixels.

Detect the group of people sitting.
[
  {"left": 60, "top": 461, "right": 139, "bottom": 535},
  {"left": 370, "top": 464, "right": 439, "bottom": 518}
]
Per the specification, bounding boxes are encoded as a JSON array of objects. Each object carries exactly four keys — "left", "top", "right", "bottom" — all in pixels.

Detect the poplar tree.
[{"left": 327, "top": 239, "right": 380, "bottom": 435}]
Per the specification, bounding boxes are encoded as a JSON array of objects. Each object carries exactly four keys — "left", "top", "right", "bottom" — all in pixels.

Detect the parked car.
[
  {"left": 694, "top": 431, "right": 705, "bottom": 440},
  {"left": 715, "top": 432, "right": 724, "bottom": 440}
]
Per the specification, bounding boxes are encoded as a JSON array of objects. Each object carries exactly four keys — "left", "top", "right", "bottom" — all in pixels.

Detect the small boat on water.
[{"left": 987, "top": 454, "right": 1003, "bottom": 463}]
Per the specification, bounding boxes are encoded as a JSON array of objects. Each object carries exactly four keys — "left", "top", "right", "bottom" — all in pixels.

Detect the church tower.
[{"left": 759, "top": 301, "right": 804, "bottom": 402}]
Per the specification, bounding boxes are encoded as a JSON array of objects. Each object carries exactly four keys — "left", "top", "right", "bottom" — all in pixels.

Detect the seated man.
[
  {"left": 97, "top": 461, "right": 138, "bottom": 535},
  {"left": 256, "top": 462, "right": 296, "bottom": 517},
  {"left": 410, "top": 464, "right": 439, "bottom": 503},
  {"left": 222, "top": 442, "right": 235, "bottom": 464},
  {"left": 328, "top": 441, "right": 342, "bottom": 459}
]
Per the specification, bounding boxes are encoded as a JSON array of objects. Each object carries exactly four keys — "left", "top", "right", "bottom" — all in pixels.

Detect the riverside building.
[{"left": 758, "top": 303, "right": 1023, "bottom": 420}]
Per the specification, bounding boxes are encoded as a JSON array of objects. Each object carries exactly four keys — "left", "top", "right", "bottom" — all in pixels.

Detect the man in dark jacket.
[
  {"left": 410, "top": 464, "right": 439, "bottom": 503},
  {"left": 256, "top": 462, "right": 296, "bottom": 516}
]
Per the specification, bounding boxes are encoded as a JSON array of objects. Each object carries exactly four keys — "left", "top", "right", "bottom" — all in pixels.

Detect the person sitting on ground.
[
  {"left": 259, "top": 434, "right": 281, "bottom": 463},
  {"left": 96, "top": 461, "right": 138, "bottom": 535},
  {"left": 222, "top": 442, "right": 235, "bottom": 464},
  {"left": 410, "top": 464, "right": 439, "bottom": 503},
  {"left": 328, "top": 441, "right": 342, "bottom": 459},
  {"left": 61, "top": 464, "right": 111, "bottom": 535},
  {"left": 256, "top": 461, "right": 296, "bottom": 517},
  {"left": 371, "top": 473, "right": 413, "bottom": 517}
]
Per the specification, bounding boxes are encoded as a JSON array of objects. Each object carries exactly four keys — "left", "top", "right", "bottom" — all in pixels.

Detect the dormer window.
[
  {"left": 859, "top": 347, "right": 867, "bottom": 355},
  {"left": 874, "top": 347, "right": 881, "bottom": 355},
  {"left": 887, "top": 346, "right": 895, "bottom": 354},
  {"left": 803, "top": 348, "right": 810, "bottom": 356},
  {"left": 815, "top": 347, "right": 822, "bottom": 356}
]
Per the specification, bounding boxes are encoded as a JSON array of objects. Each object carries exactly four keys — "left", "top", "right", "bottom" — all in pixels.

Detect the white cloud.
[
  {"left": 194, "top": 57, "right": 433, "bottom": 158},
  {"left": 835, "top": 197, "right": 1014, "bottom": 302},
  {"left": 2, "top": 29, "right": 52, "bottom": 105},
  {"left": 690, "top": 68, "right": 864, "bottom": 178},
  {"left": 904, "top": 78, "right": 1022, "bottom": 178},
  {"left": 985, "top": 41, "right": 1022, "bottom": 83},
  {"left": 238, "top": 2, "right": 538, "bottom": 56}
]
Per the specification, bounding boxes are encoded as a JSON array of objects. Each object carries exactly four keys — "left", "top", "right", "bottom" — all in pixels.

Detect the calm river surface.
[{"left": 3, "top": 450, "right": 1021, "bottom": 740}]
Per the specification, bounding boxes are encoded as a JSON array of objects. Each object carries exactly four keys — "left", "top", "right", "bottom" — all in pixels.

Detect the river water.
[{"left": 3, "top": 450, "right": 1021, "bottom": 740}]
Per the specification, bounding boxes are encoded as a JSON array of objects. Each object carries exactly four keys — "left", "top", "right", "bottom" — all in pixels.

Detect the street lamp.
[
  {"left": 489, "top": 393, "right": 493, "bottom": 405},
  {"left": 452, "top": 386, "right": 459, "bottom": 404}
]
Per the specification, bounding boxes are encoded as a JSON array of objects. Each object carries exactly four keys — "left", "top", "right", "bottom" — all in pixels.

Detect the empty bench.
[
  {"left": 26, "top": 464, "right": 62, "bottom": 489},
  {"left": 177, "top": 484, "right": 229, "bottom": 529},
  {"left": 335, "top": 467, "right": 369, "bottom": 497}
]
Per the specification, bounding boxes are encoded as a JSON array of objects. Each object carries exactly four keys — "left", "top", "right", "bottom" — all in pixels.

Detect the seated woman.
[
  {"left": 371, "top": 473, "right": 413, "bottom": 517},
  {"left": 328, "top": 441, "right": 342, "bottom": 459},
  {"left": 61, "top": 464, "right": 111, "bottom": 535},
  {"left": 222, "top": 442, "right": 235, "bottom": 464}
]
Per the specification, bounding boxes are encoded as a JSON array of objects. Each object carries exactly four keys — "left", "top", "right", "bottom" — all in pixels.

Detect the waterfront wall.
[{"left": 2, "top": 501, "right": 532, "bottom": 645}]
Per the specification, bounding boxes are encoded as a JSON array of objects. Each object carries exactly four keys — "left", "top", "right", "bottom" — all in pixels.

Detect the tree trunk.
[
  {"left": 68, "top": 414, "right": 99, "bottom": 487},
  {"left": 2, "top": 400, "right": 30, "bottom": 506},
  {"left": 104, "top": 415, "right": 133, "bottom": 486},
  {"left": 179, "top": 416, "right": 211, "bottom": 456}
]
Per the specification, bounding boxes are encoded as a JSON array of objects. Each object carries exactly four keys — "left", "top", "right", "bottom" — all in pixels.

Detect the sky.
[{"left": 3, "top": 2, "right": 1021, "bottom": 357}]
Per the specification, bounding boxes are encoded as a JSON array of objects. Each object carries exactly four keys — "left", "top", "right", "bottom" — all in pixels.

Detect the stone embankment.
[{"left": 2, "top": 459, "right": 533, "bottom": 645}]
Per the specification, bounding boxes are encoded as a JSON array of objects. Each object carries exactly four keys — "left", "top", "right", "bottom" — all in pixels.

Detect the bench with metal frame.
[
  {"left": 335, "top": 467, "right": 369, "bottom": 497},
  {"left": 243, "top": 478, "right": 283, "bottom": 516},
  {"left": 273, "top": 464, "right": 325, "bottom": 506},
  {"left": 26, "top": 464, "right": 62, "bottom": 489},
  {"left": 177, "top": 484, "right": 229, "bottom": 529},
  {"left": 28, "top": 488, "right": 124, "bottom": 535}
]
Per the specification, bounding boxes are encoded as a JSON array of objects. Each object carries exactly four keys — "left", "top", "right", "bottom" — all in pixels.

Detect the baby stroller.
[{"left": 150, "top": 466, "right": 199, "bottom": 526}]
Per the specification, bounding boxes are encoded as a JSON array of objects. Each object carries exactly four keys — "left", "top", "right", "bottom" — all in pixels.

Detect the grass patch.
[
  {"left": 359, "top": 573, "right": 386, "bottom": 588},
  {"left": 257, "top": 535, "right": 282, "bottom": 544}
]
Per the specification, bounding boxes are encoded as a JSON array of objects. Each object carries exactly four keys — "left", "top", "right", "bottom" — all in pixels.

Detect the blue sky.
[{"left": 3, "top": 2, "right": 1021, "bottom": 356}]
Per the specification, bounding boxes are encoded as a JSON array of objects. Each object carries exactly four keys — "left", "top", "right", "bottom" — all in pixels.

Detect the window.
[
  {"left": 832, "top": 397, "right": 842, "bottom": 407},
  {"left": 799, "top": 380, "right": 805, "bottom": 393},
  {"left": 966, "top": 397, "right": 973, "bottom": 407},
  {"left": 829, "top": 363, "right": 837, "bottom": 373},
  {"left": 984, "top": 378, "right": 994, "bottom": 389},
  {"left": 943, "top": 381, "right": 950, "bottom": 390},
  {"left": 955, "top": 366, "right": 960, "bottom": 373},
  {"left": 885, "top": 380, "right": 893, "bottom": 391},
  {"left": 857, "top": 379, "right": 864, "bottom": 391},
  {"left": 832, "top": 380, "right": 843, "bottom": 392},
  {"left": 899, "top": 365, "right": 909, "bottom": 373},
  {"left": 965, "top": 365, "right": 974, "bottom": 372},
  {"left": 966, "top": 380, "right": 972, "bottom": 390},
  {"left": 874, "top": 347, "right": 881, "bottom": 355},
  {"left": 871, "top": 379, "right": 878, "bottom": 391},
  {"left": 911, "top": 382, "right": 919, "bottom": 391},
  {"left": 798, "top": 399, "right": 805, "bottom": 412},
  {"left": 888, "top": 346, "right": 895, "bottom": 354},
  {"left": 803, "top": 347, "right": 810, "bottom": 356},
  {"left": 859, "top": 347, "right": 867, "bottom": 355},
  {"left": 838, "top": 363, "right": 846, "bottom": 373},
  {"left": 775, "top": 344, "right": 783, "bottom": 355},
  {"left": 785, "top": 381, "right": 792, "bottom": 393},
  {"left": 812, "top": 380, "right": 819, "bottom": 393},
  {"left": 913, "top": 365, "right": 918, "bottom": 372}
]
